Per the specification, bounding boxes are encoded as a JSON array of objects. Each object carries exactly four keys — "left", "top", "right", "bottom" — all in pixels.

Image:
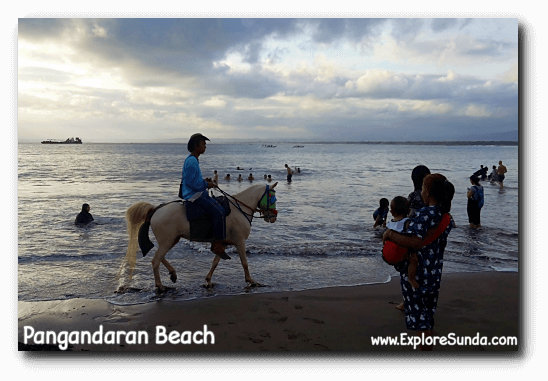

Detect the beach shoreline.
[{"left": 17, "top": 272, "right": 519, "bottom": 353}]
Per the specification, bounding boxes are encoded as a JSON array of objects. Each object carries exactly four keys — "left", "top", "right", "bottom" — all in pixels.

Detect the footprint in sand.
[
  {"left": 303, "top": 317, "right": 324, "bottom": 324},
  {"left": 294, "top": 305, "right": 303, "bottom": 310},
  {"left": 268, "top": 308, "right": 279, "bottom": 314},
  {"left": 277, "top": 316, "right": 288, "bottom": 323},
  {"left": 286, "top": 331, "right": 309, "bottom": 342},
  {"left": 314, "top": 343, "right": 330, "bottom": 351},
  {"left": 249, "top": 338, "right": 264, "bottom": 344}
]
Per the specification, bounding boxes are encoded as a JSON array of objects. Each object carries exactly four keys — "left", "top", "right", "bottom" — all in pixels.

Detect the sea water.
[{"left": 17, "top": 143, "right": 518, "bottom": 305}]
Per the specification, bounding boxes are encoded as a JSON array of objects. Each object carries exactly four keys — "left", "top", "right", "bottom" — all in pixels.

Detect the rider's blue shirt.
[{"left": 181, "top": 155, "right": 207, "bottom": 201}]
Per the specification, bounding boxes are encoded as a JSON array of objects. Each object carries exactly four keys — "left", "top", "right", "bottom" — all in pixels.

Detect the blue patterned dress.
[{"left": 394, "top": 205, "right": 452, "bottom": 331}]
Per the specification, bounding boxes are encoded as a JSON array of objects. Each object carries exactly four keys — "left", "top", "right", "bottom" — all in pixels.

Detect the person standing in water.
[
  {"left": 75, "top": 203, "right": 94, "bottom": 225},
  {"left": 467, "top": 175, "right": 484, "bottom": 228},
  {"left": 285, "top": 164, "right": 293, "bottom": 182},
  {"left": 496, "top": 160, "right": 508, "bottom": 188},
  {"left": 407, "top": 165, "right": 431, "bottom": 218}
]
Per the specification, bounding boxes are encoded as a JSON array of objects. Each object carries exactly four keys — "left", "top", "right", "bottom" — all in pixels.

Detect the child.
[
  {"left": 224, "top": 174, "right": 231, "bottom": 180},
  {"left": 373, "top": 198, "right": 389, "bottom": 228},
  {"left": 248, "top": 173, "right": 254, "bottom": 181},
  {"left": 467, "top": 175, "right": 484, "bottom": 228},
  {"left": 384, "top": 196, "right": 419, "bottom": 289},
  {"left": 213, "top": 170, "right": 218, "bottom": 184},
  {"left": 407, "top": 165, "right": 431, "bottom": 218},
  {"left": 488, "top": 165, "right": 497, "bottom": 182},
  {"left": 237, "top": 174, "right": 243, "bottom": 182}
]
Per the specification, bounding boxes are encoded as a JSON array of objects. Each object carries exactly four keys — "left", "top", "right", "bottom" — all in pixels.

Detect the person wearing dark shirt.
[{"left": 75, "top": 203, "right": 94, "bottom": 225}]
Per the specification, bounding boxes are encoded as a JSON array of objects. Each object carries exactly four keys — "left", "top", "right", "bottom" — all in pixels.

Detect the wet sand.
[{"left": 17, "top": 272, "right": 519, "bottom": 352}]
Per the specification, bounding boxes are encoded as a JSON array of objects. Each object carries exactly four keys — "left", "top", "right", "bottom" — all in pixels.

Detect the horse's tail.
[{"left": 117, "top": 201, "right": 155, "bottom": 282}]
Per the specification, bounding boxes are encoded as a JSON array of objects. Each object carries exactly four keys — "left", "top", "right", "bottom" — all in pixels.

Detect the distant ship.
[{"left": 41, "top": 137, "right": 82, "bottom": 144}]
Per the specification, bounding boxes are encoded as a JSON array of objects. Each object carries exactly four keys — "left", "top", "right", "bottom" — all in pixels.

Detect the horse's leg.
[
  {"left": 205, "top": 255, "right": 222, "bottom": 288},
  {"left": 161, "top": 258, "right": 177, "bottom": 283},
  {"left": 235, "top": 241, "right": 258, "bottom": 286},
  {"left": 151, "top": 245, "right": 171, "bottom": 292},
  {"left": 160, "top": 237, "right": 180, "bottom": 284}
]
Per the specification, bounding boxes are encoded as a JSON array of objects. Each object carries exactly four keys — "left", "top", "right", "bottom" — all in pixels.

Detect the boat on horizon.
[{"left": 41, "top": 137, "right": 83, "bottom": 144}]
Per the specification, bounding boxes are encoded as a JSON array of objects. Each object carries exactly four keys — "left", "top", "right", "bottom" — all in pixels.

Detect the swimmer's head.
[
  {"left": 82, "top": 203, "right": 90, "bottom": 212},
  {"left": 379, "top": 198, "right": 389, "bottom": 209}
]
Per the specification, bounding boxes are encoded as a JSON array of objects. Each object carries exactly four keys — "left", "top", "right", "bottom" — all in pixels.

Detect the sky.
[{"left": 17, "top": 18, "right": 518, "bottom": 142}]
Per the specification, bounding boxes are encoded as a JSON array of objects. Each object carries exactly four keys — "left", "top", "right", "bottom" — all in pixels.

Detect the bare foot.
[
  {"left": 409, "top": 277, "right": 420, "bottom": 289},
  {"left": 395, "top": 302, "right": 405, "bottom": 311}
]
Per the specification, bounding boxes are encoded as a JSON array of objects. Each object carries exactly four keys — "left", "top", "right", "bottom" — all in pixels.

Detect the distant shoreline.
[
  {"left": 19, "top": 140, "right": 518, "bottom": 146},
  {"left": 295, "top": 141, "right": 519, "bottom": 146}
]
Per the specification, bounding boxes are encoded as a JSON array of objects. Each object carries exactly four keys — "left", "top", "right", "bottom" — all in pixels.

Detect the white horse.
[{"left": 121, "top": 183, "right": 278, "bottom": 291}]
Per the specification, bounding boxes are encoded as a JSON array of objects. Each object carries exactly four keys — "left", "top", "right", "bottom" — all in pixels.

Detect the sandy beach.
[{"left": 17, "top": 272, "right": 519, "bottom": 353}]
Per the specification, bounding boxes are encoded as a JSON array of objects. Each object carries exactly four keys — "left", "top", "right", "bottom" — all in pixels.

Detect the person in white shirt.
[{"left": 385, "top": 196, "right": 419, "bottom": 289}]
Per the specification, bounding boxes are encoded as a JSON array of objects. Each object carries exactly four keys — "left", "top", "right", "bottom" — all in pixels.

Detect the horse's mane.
[{"left": 231, "top": 184, "right": 266, "bottom": 200}]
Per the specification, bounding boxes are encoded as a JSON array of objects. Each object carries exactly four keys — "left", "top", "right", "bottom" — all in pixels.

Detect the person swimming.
[{"left": 75, "top": 203, "right": 94, "bottom": 225}]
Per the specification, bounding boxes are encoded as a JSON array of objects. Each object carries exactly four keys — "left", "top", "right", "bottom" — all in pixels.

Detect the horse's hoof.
[
  {"left": 203, "top": 282, "right": 215, "bottom": 289},
  {"left": 170, "top": 272, "right": 177, "bottom": 283},
  {"left": 249, "top": 281, "right": 267, "bottom": 288},
  {"left": 115, "top": 286, "right": 126, "bottom": 293},
  {"left": 156, "top": 286, "right": 166, "bottom": 293}
]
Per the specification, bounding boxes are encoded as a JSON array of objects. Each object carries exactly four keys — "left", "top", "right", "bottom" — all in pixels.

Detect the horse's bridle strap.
[{"left": 213, "top": 185, "right": 272, "bottom": 225}]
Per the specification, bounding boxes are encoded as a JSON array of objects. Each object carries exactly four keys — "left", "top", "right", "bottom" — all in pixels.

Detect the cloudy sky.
[{"left": 17, "top": 18, "right": 518, "bottom": 142}]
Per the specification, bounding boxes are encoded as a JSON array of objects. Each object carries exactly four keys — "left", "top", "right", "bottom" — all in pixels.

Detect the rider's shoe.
[{"left": 211, "top": 241, "right": 231, "bottom": 260}]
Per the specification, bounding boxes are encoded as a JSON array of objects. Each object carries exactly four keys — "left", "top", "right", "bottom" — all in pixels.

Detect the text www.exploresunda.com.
[{"left": 371, "top": 333, "right": 518, "bottom": 349}]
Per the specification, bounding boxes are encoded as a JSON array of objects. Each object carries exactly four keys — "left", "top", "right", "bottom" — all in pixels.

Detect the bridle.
[{"left": 214, "top": 184, "right": 277, "bottom": 225}]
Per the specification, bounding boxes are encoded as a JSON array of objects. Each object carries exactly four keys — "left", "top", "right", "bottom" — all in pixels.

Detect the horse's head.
[{"left": 259, "top": 182, "right": 278, "bottom": 223}]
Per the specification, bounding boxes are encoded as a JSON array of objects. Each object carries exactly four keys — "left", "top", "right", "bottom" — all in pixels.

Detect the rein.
[{"left": 214, "top": 185, "right": 273, "bottom": 225}]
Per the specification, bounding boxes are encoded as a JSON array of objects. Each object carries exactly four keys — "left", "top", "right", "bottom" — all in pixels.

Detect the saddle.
[
  {"left": 185, "top": 196, "right": 231, "bottom": 242},
  {"left": 138, "top": 196, "right": 231, "bottom": 257}
]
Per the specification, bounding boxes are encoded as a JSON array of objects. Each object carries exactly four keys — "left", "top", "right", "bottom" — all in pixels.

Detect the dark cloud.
[
  {"left": 19, "top": 18, "right": 301, "bottom": 76},
  {"left": 389, "top": 18, "right": 425, "bottom": 41},
  {"left": 93, "top": 19, "right": 306, "bottom": 73},
  {"left": 18, "top": 18, "right": 74, "bottom": 41},
  {"left": 430, "top": 18, "right": 459, "bottom": 32},
  {"left": 307, "top": 18, "right": 387, "bottom": 44},
  {"left": 18, "top": 18, "right": 518, "bottom": 142}
]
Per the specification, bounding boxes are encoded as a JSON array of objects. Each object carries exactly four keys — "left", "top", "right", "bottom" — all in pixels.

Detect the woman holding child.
[{"left": 383, "top": 174, "right": 455, "bottom": 350}]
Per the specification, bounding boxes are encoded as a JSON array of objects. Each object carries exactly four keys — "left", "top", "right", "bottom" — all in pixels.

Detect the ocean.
[{"left": 18, "top": 142, "right": 518, "bottom": 305}]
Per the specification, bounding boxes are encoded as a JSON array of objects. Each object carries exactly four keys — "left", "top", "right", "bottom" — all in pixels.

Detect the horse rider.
[{"left": 179, "top": 133, "right": 231, "bottom": 259}]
